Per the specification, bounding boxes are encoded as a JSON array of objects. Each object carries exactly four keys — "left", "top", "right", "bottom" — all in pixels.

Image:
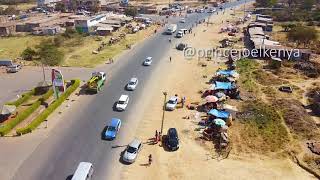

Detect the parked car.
[
  {"left": 143, "top": 57, "right": 153, "bottom": 66},
  {"left": 176, "top": 43, "right": 188, "bottom": 51},
  {"left": 122, "top": 138, "right": 143, "bottom": 163},
  {"left": 165, "top": 128, "right": 179, "bottom": 151},
  {"left": 279, "top": 86, "right": 293, "bottom": 93},
  {"left": 116, "top": 95, "right": 129, "bottom": 111},
  {"left": 103, "top": 118, "right": 121, "bottom": 140},
  {"left": 166, "top": 96, "right": 178, "bottom": 111},
  {"left": 126, "top": 77, "right": 139, "bottom": 90},
  {"left": 6, "top": 64, "right": 21, "bottom": 73},
  {"left": 176, "top": 31, "right": 184, "bottom": 38},
  {"left": 180, "top": 18, "right": 186, "bottom": 23}
]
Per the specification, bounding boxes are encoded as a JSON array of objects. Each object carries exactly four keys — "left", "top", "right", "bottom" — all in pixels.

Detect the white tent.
[{"left": 1, "top": 105, "right": 16, "bottom": 115}]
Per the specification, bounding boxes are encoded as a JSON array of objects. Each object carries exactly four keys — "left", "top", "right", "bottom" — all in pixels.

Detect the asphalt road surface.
[{"left": 13, "top": 1, "right": 251, "bottom": 179}]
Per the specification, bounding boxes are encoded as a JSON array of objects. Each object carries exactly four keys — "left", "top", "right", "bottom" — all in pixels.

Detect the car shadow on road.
[
  {"left": 160, "top": 135, "right": 173, "bottom": 152},
  {"left": 118, "top": 150, "right": 132, "bottom": 165},
  {"left": 65, "top": 175, "right": 73, "bottom": 180}
]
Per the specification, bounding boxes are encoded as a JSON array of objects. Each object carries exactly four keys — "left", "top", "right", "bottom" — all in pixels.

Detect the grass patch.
[
  {"left": 253, "top": 69, "right": 289, "bottom": 86},
  {"left": 62, "top": 26, "right": 157, "bottom": 67},
  {"left": 0, "top": 36, "right": 50, "bottom": 59},
  {"left": 272, "top": 99, "right": 320, "bottom": 140},
  {"left": 16, "top": 80, "right": 80, "bottom": 135},
  {"left": 236, "top": 58, "right": 260, "bottom": 93},
  {"left": 5, "top": 89, "right": 35, "bottom": 107},
  {"left": 235, "top": 100, "right": 290, "bottom": 153},
  {"left": 261, "top": 86, "right": 277, "bottom": 98}
]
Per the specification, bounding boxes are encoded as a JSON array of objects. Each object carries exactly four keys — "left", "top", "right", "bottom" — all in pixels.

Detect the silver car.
[
  {"left": 122, "top": 138, "right": 143, "bottom": 163},
  {"left": 126, "top": 77, "right": 138, "bottom": 91}
]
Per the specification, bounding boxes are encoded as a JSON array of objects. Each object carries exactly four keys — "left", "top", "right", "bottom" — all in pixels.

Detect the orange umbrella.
[{"left": 205, "top": 95, "right": 218, "bottom": 103}]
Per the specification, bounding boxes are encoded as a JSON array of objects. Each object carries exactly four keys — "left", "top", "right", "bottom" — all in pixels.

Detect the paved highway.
[{"left": 13, "top": 1, "right": 250, "bottom": 179}]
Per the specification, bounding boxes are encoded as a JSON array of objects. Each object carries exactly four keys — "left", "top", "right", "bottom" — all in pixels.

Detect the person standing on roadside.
[{"left": 170, "top": 56, "right": 172, "bottom": 62}]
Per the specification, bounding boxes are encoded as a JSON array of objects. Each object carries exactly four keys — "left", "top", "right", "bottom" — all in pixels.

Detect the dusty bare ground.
[{"left": 119, "top": 6, "right": 316, "bottom": 180}]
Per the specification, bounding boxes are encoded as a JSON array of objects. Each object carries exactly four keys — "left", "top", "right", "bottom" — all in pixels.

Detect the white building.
[{"left": 75, "top": 13, "right": 109, "bottom": 33}]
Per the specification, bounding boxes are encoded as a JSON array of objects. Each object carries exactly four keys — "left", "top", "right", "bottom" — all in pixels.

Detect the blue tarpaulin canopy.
[
  {"left": 208, "top": 109, "right": 230, "bottom": 119},
  {"left": 216, "top": 70, "right": 236, "bottom": 76},
  {"left": 214, "top": 118, "right": 226, "bottom": 126},
  {"left": 212, "top": 81, "right": 235, "bottom": 90}
]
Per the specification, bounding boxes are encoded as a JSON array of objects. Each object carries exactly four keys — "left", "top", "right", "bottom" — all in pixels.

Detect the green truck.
[{"left": 86, "top": 72, "right": 106, "bottom": 93}]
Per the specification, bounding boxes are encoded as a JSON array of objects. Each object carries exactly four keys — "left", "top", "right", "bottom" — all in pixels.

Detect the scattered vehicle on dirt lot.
[
  {"left": 6, "top": 64, "right": 22, "bottom": 73},
  {"left": 279, "top": 86, "right": 293, "bottom": 93},
  {"left": 116, "top": 95, "right": 129, "bottom": 111},
  {"left": 86, "top": 72, "right": 106, "bottom": 93},
  {"left": 126, "top": 77, "right": 139, "bottom": 90},
  {"left": 166, "top": 96, "right": 178, "bottom": 110},
  {"left": 122, "top": 138, "right": 143, "bottom": 163},
  {"left": 103, "top": 118, "right": 121, "bottom": 140},
  {"left": 143, "top": 57, "right": 153, "bottom": 66},
  {"left": 165, "top": 128, "right": 179, "bottom": 151}
]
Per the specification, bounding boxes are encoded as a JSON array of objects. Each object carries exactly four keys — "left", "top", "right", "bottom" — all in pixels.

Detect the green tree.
[
  {"left": 302, "top": 0, "right": 315, "bottom": 10},
  {"left": 21, "top": 47, "right": 36, "bottom": 61},
  {"left": 37, "top": 41, "right": 64, "bottom": 66},
  {"left": 287, "top": 25, "right": 318, "bottom": 47},
  {"left": 125, "top": 7, "right": 138, "bottom": 17},
  {"left": 256, "top": 0, "right": 277, "bottom": 7},
  {"left": 55, "top": 2, "right": 66, "bottom": 12}
]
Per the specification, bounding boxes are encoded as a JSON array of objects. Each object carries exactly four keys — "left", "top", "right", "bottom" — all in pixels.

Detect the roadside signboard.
[{"left": 51, "top": 69, "right": 65, "bottom": 99}]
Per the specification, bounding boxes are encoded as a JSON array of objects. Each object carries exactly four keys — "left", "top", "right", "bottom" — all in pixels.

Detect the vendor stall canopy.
[
  {"left": 216, "top": 70, "right": 239, "bottom": 78},
  {"left": 212, "top": 81, "right": 236, "bottom": 90},
  {"left": 1, "top": 105, "right": 16, "bottom": 115},
  {"left": 208, "top": 109, "right": 230, "bottom": 119},
  {"left": 214, "top": 118, "right": 226, "bottom": 126}
]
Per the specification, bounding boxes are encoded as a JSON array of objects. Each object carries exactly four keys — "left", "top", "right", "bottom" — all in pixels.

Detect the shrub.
[
  {"left": 5, "top": 89, "right": 35, "bottom": 107},
  {"left": 21, "top": 47, "right": 37, "bottom": 61},
  {"left": 0, "top": 101, "right": 41, "bottom": 136},
  {"left": 16, "top": 80, "right": 80, "bottom": 135}
]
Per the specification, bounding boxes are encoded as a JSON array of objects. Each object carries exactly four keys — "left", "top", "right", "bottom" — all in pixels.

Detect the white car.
[
  {"left": 116, "top": 95, "right": 129, "bottom": 111},
  {"left": 166, "top": 96, "right": 178, "bottom": 111},
  {"left": 126, "top": 77, "right": 138, "bottom": 91},
  {"left": 143, "top": 57, "right": 152, "bottom": 66},
  {"left": 176, "top": 31, "right": 183, "bottom": 38},
  {"left": 122, "top": 138, "right": 143, "bottom": 163},
  {"left": 180, "top": 18, "right": 186, "bottom": 23}
]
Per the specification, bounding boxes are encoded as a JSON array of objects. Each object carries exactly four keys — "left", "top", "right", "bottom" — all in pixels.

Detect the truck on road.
[
  {"left": 86, "top": 72, "right": 106, "bottom": 93},
  {"left": 165, "top": 24, "right": 177, "bottom": 35}
]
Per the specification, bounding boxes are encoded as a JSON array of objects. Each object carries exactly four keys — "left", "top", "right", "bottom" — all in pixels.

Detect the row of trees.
[{"left": 0, "top": 0, "right": 34, "bottom": 5}]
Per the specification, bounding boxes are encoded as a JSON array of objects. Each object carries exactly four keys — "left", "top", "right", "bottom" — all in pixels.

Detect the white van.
[
  {"left": 116, "top": 95, "right": 129, "bottom": 111},
  {"left": 71, "top": 162, "right": 94, "bottom": 180}
]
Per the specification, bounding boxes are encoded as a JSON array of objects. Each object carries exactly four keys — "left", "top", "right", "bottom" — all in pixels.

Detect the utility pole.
[
  {"left": 160, "top": 92, "right": 167, "bottom": 135},
  {"left": 243, "top": 0, "right": 246, "bottom": 19},
  {"left": 41, "top": 62, "right": 46, "bottom": 82}
]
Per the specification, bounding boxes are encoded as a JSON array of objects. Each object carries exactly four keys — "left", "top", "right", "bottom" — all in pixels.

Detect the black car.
[
  {"left": 165, "top": 128, "right": 179, "bottom": 151},
  {"left": 176, "top": 43, "right": 187, "bottom": 51}
]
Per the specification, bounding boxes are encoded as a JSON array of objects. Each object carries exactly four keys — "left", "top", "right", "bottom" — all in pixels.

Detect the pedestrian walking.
[
  {"left": 194, "top": 33, "right": 195, "bottom": 37},
  {"left": 182, "top": 96, "right": 186, "bottom": 108},
  {"left": 148, "top": 154, "right": 153, "bottom": 166},
  {"left": 169, "top": 56, "right": 172, "bottom": 62},
  {"left": 155, "top": 130, "right": 158, "bottom": 143},
  {"left": 158, "top": 132, "right": 161, "bottom": 142}
]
